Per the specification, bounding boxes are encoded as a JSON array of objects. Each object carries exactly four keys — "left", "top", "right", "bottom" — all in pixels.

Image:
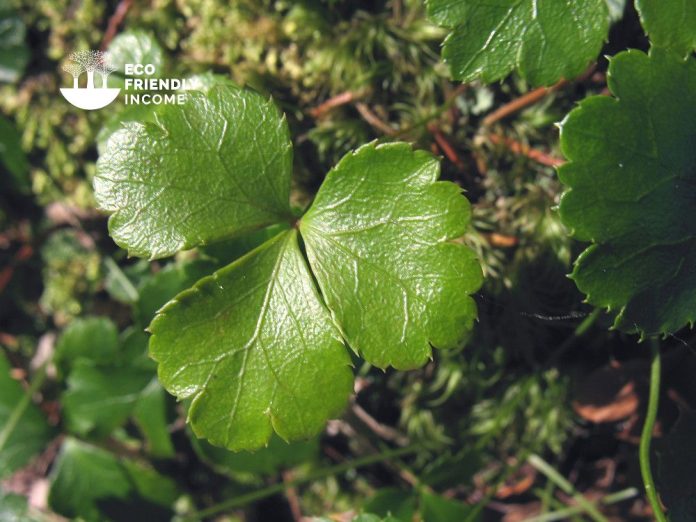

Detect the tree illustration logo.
[{"left": 59, "top": 50, "right": 120, "bottom": 110}]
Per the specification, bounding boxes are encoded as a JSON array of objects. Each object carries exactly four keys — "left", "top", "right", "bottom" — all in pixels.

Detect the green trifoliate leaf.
[
  {"left": 0, "top": 354, "right": 52, "bottom": 478},
  {"left": 95, "top": 86, "right": 293, "bottom": 259},
  {"left": 426, "top": 0, "right": 609, "bottom": 86},
  {"left": 150, "top": 230, "right": 353, "bottom": 450},
  {"left": 300, "top": 143, "right": 482, "bottom": 370},
  {"left": 636, "top": 0, "right": 696, "bottom": 57},
  {"left": 559, "top": 49, "right": 696, "bottom": 335}
]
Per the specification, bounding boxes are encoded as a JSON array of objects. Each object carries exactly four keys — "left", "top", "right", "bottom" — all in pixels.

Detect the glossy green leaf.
[
  {"left": 0, "top": 354, "right": 52, "bottom": 478},
  {"left": 95, "top": 86, "right": 293, "bottom": 259},
  {"left": 48, "top": 438, "right": 177, "bottom": 521},
  {"left": 107, "top": 30, "right": 164, "bottom": 88},
  {"left": 426, "top": 0, "right": 609, "bottom": 86},
  {"left": 0, "top": 6, "right": 29, "bottom": 83},
  {"left": 150, "top": 230, "right": 353, "bottom": 450},
  {"left": 62, "top": 360, "right": 152, "bottom": 438},
  {"left": 558, "top": 49, "right": 696, "bottom": 335},
  {"left": 300, "top": 143, "right": 482, "bottom": 370},
  {"left": 636, "top": 0, "right": 696, "bottom": 57}
]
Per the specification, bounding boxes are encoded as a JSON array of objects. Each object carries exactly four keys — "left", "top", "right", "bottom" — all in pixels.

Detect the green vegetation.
[{"left": 1, "top": 0, "right": 694, "bottom": 521}]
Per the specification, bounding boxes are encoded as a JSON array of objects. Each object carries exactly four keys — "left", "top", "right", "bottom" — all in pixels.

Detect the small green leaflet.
[
  {"left": 635, "top": 0, "right": 696, "bottom": 58},
  {"left": 558, "top": 49, "right": 696, "bottom": 335},
  {"left": 0, "top": 353, "right": 52, "bottom": 478},
  {"left": 107, "top": 30, "right": 164, "bottom": 89},
  {"left": 95, "top": 86, "right": 293, "bottom": 259},
  {"left": 426, "top": 0, "right": 609, "bottom": 86},
  {"left": 0, "top": 491, "right": 40, "bottom": 522},
  {"left": 0, "top": 115, "right": 30, "bottom": 193},
  {"left": 150, "top": 230, "right": 354, "bottom": 451},
  {"left": 97, "top": 86, "right": 482, "bottom": 450},
  {"left": 0, "top": 5, "right": 29, "bottom": 83},
  {"left": 301, "top": 143, "right": 481, "bottom": 370},
  {"left": 48, "top": 438, "right": 178, "bottom": 521}
]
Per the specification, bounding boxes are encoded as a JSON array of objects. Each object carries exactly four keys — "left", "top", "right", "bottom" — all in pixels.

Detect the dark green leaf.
[
  {"left": 95, "top": 86, "right": 294, "bottom": 259},
  {"left": 191, "top": 431, "right": 317, "bottom": 479},
  {"left": 55, "top": 317, "right": 119, "bottom": 370},
  {"left": 363, "top": 488, "right": 417, "bottom": 521},
  {"left": 48, "top": 438, "right": 177, "bottom": 521},
  {"left": 426, "top": 0, "right": 609, "bottom": 86},
  {"left": 62, "top": 360, "right": 152, "bottom": 438},
  {"left": 558, "top": 49, "right": 696, "bottom": 335},
  {"left": 0, "top": 354, "right": 52, "bottom": 478},
  {"left": 636, "top": 0, "right": 696, "bottom": 57},
  {"left": 0, "top": 491, "right": 39, "bottom": 522},
  {"left": 0, "top": 115, "right": 29, "bottom": 192},
  {"left": 420, "top": 492, "right": 479, "bottom": 522},
  {"left": 300, "top": 143, "right": 482, "bottom": 370},
  {"left": 655, "top": 409, "right": 696, "bottom": 522},
  {"left": 200, "top": 223, "right": 291, "bottom": 267},
  {"left": 132, "top": 380, "right": 175, "bottom": 458},
  {"left": 135, "top": 259, "right": 217, "bottom": 326},
  {"left": 150, "top": 230, "right": 353, "bottom": 450},
  {"left": 0, "top": 8, "right": 29, "bottom": 83}
]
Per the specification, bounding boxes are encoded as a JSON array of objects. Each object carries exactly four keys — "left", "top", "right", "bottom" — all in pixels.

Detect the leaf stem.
[
  {"left": 103, "top": 257, "right": 139, "bottom": 303},
  {"left": 183, "top": 444, "right": 422, "bottom": 520},
  {"left": 640, "top": 338, "right": 668, "bottom": 522},
  {"left": 0, "top": 360, "right": 49, "bottom": 452}
]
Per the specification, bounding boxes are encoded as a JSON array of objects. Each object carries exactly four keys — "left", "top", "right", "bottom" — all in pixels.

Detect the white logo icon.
[{"left": 60, "top": 50, "right": 120, "bottom": 110}]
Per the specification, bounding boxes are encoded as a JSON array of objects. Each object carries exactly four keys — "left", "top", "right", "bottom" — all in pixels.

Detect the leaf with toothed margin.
[
  {"left": 94, "top": 85, "right": 293, "bottom": 259},
  {"left": 149, "top": 230, "right": 353, "bottom": 451},
  {"left": 635, "top": 0, "right": 696, "bottom": 58},
  {"left": 300, "top": 143, "right": 482, "bottom": 370},
  {"left": 558, "top": 49, "right": 696, "bottom": 336},
  {"left": 426, "top": 0, "right": 609, "bottom": 86}
]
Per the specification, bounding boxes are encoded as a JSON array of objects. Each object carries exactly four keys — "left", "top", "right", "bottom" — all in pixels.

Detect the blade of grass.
[
  {"left": 528, "top": 454, "right": 609, "bottom": 522},
  {"left": 523, "top": 487, "right": 638, "bottom": 522}
]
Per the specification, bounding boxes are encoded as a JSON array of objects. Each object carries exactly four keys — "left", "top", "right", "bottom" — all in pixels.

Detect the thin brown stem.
[{"left": 100, "top": 0, "right": 134, "bottom": 50}]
